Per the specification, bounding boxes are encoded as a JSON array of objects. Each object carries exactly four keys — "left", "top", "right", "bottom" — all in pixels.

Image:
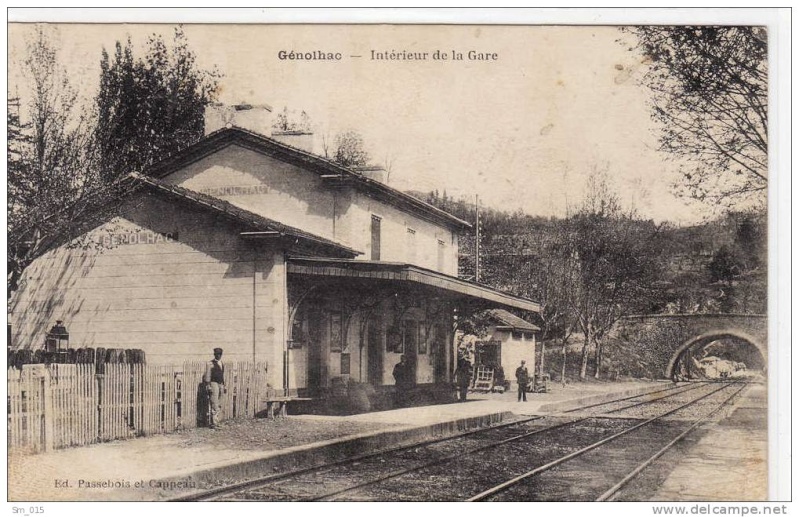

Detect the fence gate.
[{"left": 7, "top": 365, "right": 47, "bottom": 452}]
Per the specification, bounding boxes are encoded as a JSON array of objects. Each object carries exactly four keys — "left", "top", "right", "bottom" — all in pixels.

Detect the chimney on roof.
[
  {"left": 204, "top": 103, "right": 274, "bottom": 136},
  {"left": 270, "top": 130, "right": 315, "bottom": 154},
  {"left": 204, "top": 103, "right": 316, "bottom": 154},
  {"left": 353, "top": 165, "right": 387, "bottom": 183}
]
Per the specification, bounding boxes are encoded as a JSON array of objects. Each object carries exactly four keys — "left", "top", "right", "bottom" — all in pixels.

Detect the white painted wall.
[
  {"left": 9, "top": 193, "right": 286, "bottom": 376},
  {"left": 162, "top": 145, "right": 338, "bottom": 247},
  {"left": 489, "top": 327, "right": 537, "bottom": 387},
  {"left": 350, "top": 191, "right": 459, "bottom": 275},
  {"left": 161, "top": 144, "right": 459, "bottom": 274}
]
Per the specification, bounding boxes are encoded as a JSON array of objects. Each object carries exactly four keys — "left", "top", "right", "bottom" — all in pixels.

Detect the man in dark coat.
[
  {"left": 515, "top": 360, "right": 530, "bottom": 402},
  {"left": 393, "top": 354, "right": 413, "bottom": 407},
  {"left": 454, "top": 358, "right": 473, "bottom": 402}
]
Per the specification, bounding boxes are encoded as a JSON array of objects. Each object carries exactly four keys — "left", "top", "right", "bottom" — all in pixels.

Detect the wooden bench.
[{"left": 262, "top": 397, "right": 313, "bottom": 419}]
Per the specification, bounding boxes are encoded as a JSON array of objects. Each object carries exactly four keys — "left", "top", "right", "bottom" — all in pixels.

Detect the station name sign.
[
  {"left": 96, "top": 231, "right": 179, "bottom": 247},
  {"left": 197, "top": 185, "right": 270, "bottom": 197}
]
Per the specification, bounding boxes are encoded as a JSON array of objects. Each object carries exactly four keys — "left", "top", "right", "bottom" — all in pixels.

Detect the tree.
[
  {"left": 331, "top": 130, "right": 371, "bottom": 167},
  {"left": 708, "top": 245, "right": 742, "bottom": 286},
  {"left": 7, "top": 27, "right": 113, "bottom": 298},
  {"left": 733, "top": 211, "right": 767, "bottom": 270},
  {"left": 626, "top": 26, "right": 767, "bottom": 205},
  {"left": 530, "top": 232, "right": 577, "bottom": 385},
  {"left": 7, "top": 96, "right": 33, "bottom": 295},
  {"left": 8, "top": 26, "right": 216, "bottom": 298},
  {"left": 95, "top": 27, "right": 220, "bottom": 182},
  {"left": 7, "top": 97, "right": 31, "bottom": 207},
  {"left": 561, "top": 169, "right": 663, "bottom": 379}
]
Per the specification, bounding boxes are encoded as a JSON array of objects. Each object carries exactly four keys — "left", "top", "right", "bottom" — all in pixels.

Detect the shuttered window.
[
  {"left": 406, "top": 228, "right": 416, "bottom": 264},
  {"left": 371, "top": 215, "right": 381, "bottom": 260}
]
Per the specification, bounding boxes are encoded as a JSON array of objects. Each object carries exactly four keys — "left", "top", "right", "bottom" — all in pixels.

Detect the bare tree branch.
[{"left": 625, "top": 26, "right": 768, "bottom": 206}]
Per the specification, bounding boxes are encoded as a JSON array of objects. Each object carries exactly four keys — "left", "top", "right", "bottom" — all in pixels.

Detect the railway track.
[
  {"left": 176, "top": 381, "right": 743, "bottom": 502},
  {"left": 470, "top": 381, "right": 746, "bottom": 501}
]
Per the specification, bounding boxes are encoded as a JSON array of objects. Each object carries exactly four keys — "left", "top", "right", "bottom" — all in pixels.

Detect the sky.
[{"left": 8, "top": 22, "right": 722, "bottom": 224}]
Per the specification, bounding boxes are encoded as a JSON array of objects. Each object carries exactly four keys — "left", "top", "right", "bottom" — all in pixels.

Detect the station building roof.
[
  {"left": 144, "top": 126, "right": 472, "bottom": 232},
  {"left": 484, "top": 308, "right": 541, "bottom": 332},
  {"left": 129, "top": 172, "right": 361, "bottom": 258},
  {"left": 286, "top": 256, "right": 541, "bottom": 314}
]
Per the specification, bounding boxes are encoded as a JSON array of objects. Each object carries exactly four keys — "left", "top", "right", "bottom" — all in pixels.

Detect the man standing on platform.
[
  {"left": 203, "top": 347, "right": 226, "bottom": 428},
  {"left": 515, "top": 360, "right": 530, "bottom": 402},
  {"left": 454, "top": 358, "right": 473, "bottom": 402},
  {"left": 393, "top": 354, "right": 412, "bottom": 407}
]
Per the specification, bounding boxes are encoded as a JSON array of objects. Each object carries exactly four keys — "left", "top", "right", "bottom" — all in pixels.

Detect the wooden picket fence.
[{"left": 7, "top": 361, "right": 269, "bottom": 453}]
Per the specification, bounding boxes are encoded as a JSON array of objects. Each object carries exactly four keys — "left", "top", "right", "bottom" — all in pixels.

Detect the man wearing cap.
[
  {"left": 203, "top": 348, "right": 226, "bottom": 428},
  {"left": 515, "top": 360, "right": 530, "bottom": 402}
]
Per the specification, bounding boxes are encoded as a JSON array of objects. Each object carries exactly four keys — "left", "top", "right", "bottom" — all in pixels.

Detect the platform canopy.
[{"left": 287, "top": 256, "right": 540, "bottom": 314}]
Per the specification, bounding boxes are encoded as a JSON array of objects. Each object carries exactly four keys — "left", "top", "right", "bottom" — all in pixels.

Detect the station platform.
[
  {"left": 8, "top": 380, "right": 665, "bottom": 501},
  {"left": 649, "top": 383, "right": 768, "bottom": 501}
]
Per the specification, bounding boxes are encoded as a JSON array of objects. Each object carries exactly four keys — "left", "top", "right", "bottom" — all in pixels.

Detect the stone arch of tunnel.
[{"left": 665, "top": 330, "right": 767, "bottom": 380}]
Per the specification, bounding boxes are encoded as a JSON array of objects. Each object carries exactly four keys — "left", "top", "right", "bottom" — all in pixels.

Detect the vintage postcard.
[{"left": 5, "top": 8, "right": 790, "bottom": 510}]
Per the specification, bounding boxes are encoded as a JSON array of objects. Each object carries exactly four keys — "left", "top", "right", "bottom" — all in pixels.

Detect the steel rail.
[
  {"left": 308, "top": 382, "right": 714, "bottom": 502},
  {"left": 562, "top": 380, "right": 702, "bottom": 415},
  {"left": 557, "top": 381, "right": 707, "bottom": 417},
  {"left": 595, "top": 382, "right": 748, "bottom": 502},
  {"left": 171, "top": 381, "right": 702, "bottom": 502},
  {"left": 467, "top": 382, "right": 741, "bottom": 501}
]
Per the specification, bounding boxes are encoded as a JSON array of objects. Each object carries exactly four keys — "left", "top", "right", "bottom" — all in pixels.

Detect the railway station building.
[{"left": 10, "top": 118, "right": 540, "bottom": 406}]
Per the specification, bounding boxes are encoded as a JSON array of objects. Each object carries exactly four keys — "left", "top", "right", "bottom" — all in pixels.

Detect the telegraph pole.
[{"left": 475, "top": 194, "right": 480, "bottom": 283}]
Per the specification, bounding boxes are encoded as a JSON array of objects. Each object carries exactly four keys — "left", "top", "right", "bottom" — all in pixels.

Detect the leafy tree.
[
  {"left": 8, "top": 26, "right": 219, "bottom": 298},
  {"left": 561, "top": 169, "right": 664, "bottom": 379},
  {"left": 529, "top": 230, "right": 577, "bottom": 384},
  {"left": 332, "top": 130, "right": 371, "bottom": 167},
  {"left": 651, "top": 208, "right": 766, "bottom": 315},
  {"left": 733, "top": 211, "right": 767, "bottom": 270},
  {"left": 7, "top": 27, "right": 113, "bottom": 298},
  {"left": 626, "top": 26, "right": 767, "bottom": 205},
  {"left": 95, "top": 27, "right": 220, "bottom": 182},
  {"left": 708, "top": 245, "right": 742, "bottom": 285}
]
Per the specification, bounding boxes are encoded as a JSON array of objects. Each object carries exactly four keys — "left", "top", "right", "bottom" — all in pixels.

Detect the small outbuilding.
[{"left": 474, "top": 309, "right": 540, "bottom": 390}]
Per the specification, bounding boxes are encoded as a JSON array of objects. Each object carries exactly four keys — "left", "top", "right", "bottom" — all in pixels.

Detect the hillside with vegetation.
[
  {"left": 408, "top": 188, "right": 767, "bottom": 381},
  {"left": 412, "top": 189, "right": 766, "bottom": 316}
]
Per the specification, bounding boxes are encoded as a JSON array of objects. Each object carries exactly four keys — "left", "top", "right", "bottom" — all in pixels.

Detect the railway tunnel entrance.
[
  {"left": 667, "top": 332, "right": 766, "bottom": 382},
  {"left": 611, "top": 314, "right": 767, "bottom": 380}
]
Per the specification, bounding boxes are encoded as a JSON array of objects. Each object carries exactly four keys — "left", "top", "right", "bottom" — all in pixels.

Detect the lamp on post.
[{"left": 46, "top": 320, "right": 69, "bottom": 354}]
